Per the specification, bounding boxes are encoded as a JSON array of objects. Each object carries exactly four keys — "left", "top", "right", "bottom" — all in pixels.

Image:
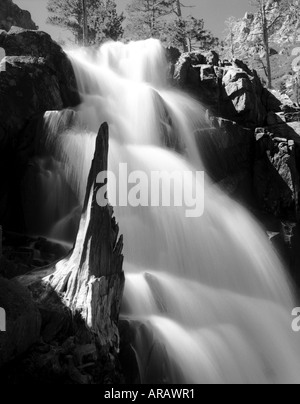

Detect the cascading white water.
[{"left": 41, "top": 39, "right": 300, "bottom": 384}]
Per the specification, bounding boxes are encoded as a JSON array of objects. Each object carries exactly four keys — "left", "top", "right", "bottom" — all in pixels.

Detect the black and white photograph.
[{"left": 1, "top": 0, "right": 300, "bottom": 388}]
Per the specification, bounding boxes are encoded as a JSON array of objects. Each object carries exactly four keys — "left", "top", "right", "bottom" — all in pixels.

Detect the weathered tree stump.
[{"left": 19, "top": 123, "right": 124, "bottom": 352}]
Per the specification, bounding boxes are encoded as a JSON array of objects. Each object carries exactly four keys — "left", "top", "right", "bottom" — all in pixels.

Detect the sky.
[{"left": 14, "top": 0, "right": 254, "bottom": 41}]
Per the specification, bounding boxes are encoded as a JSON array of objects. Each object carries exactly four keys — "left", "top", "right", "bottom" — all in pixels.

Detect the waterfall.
[{"left": 40, "top": 39, "right": 300, "bottom": 384}]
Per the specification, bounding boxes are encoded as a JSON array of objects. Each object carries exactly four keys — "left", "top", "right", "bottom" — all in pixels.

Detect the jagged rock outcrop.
[
  {"left": 0, "top": 27, "right": 80, "bottom": 230},
  {"left": 224, "top": 5, "right": 300, "bottom": 103},
  {"left": 170, "top": 47, "right": 300, "bottom": 216},
  {"left": 230, "top": 6, "right": 300, "bottom": 51},
  {"left": 0, "top": 27, "right": 80, "bottom": 126},
  {"left": 172, "top": 50, "right": 280, "bottom": 128},
  {"left": 221, "top": 61, "right": 268, "bottom": 127},
  {"left": 0, "top": 0, "right": 37, "bottom": 32}
]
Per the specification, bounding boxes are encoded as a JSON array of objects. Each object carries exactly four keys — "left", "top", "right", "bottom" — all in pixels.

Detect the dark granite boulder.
[
  {"left": 0, "top": 276, "right": 41, "bottom": 367},
  {"left": 0, "top": 28, "right": 80, "bottom": 230},
  {"left": 0, "top": 0, "right": 37, "bottom": 32}
]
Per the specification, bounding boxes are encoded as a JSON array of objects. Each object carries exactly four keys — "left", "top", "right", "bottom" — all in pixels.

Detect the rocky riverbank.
[{"left": 168, "top": 48, "right": 300, "bottom": 288}]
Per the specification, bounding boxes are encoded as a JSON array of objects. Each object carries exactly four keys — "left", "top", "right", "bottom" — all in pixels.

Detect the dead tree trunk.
[
  {"left": 82, "top": 0, "right": 89, "bottom": 46},
  {"left": 20, "top": 123, "right": 124, "bottom": 351},
  {"left": 261, "top": 0, "right": 272, "bottom": 89},
  {"left": 47, "top": 123, "right": 124, "bottom": 348},
  {"left": 175, "top": 0, "right": 188, "bottom": 52}
]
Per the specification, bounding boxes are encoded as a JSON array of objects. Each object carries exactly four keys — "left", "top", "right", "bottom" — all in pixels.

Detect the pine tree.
[
  {"left": 254, "top": 0, "right": 274, "bottom": 88},
  {"left": 47, "top": 0, "right": 124, "bottom": 45},
  {"left": 124, "top": 0, "right": 173, "bottom": 40},
  {"left": 125, "top": 0, "right": 218, "bottom": 51},
  {"left": 169, "top": 16, "right": 219, "bottom": 52},
  {"left": 89, "top": 0, "right": 125, "bottom": 43}
]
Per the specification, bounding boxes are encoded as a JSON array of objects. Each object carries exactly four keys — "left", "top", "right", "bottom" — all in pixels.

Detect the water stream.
[{"left": 37, "top": 39, "right": 300, "bottom": 384}]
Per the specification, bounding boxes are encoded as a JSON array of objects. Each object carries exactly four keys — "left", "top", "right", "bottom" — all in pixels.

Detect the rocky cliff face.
[
  {"left": 0, "top": 0, "right": 37, "bottom": 31},
  {"left": 230, "top": 5, "right": 300, "bottom": 49},
  {"left": 171, "top": 50, "right": 281, "bottom": 128},
  {"left": 225, "top": 3, "right": 300, "bottom": 103},
  {"left": 0, "top": 27, "right": 80, "bottom": 230},
  {"left": 168, "top": 47, "right": 300, "bottom": 284}
]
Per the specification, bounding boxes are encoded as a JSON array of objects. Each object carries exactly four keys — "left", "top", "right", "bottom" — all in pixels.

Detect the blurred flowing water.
[{"left": 39, "top": 39, "right": 300, "bottom": 384}]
